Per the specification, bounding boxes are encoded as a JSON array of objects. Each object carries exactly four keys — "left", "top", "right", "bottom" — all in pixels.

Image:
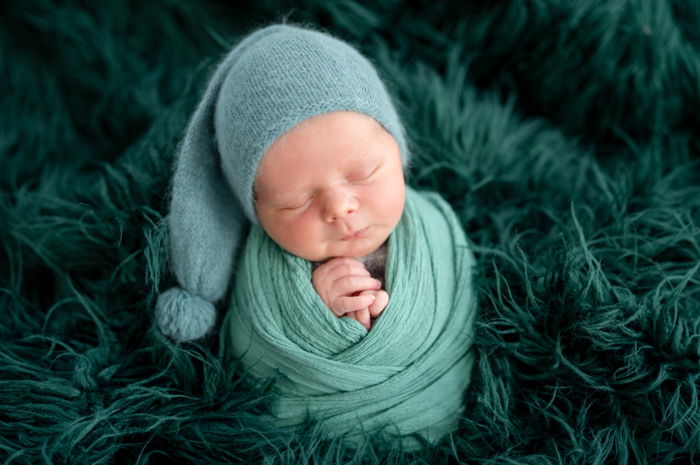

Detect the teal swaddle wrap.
[{"left": 222, "top": 187, "right": 477, "bottom": 448}]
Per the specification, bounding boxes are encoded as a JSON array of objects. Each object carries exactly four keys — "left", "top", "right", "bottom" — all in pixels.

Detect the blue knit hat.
[{"left": 155, "top": 24, "right": 409, "bottom": 342}]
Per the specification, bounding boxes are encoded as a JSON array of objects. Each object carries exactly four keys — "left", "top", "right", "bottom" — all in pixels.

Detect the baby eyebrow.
[
  {"left": 349, "top": 161, "right": 380, "bottom": 177},
  {"left": 254, "top": 181, "right": 304, "bottom": 202}
]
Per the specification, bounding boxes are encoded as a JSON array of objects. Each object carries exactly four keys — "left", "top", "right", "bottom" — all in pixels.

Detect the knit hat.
[{"left": 155, "top": 23, "right": 410, "bottom": 342}]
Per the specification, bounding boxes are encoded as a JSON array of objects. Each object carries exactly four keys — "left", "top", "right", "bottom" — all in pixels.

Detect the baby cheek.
[
  {"left": 285, "top": 211, "right": 329, "bottom": 257},
  {"left": 371, "top": 181, "right": 405, "bottom": 223},
  {"left": 261, "top": 212, "right": 307, "bottom": 254},
  {"left": 387, "top": 192, "right": 405, "bottom": 225}
]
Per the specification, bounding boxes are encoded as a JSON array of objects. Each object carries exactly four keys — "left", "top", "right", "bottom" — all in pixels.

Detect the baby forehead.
[{"left": 254, "top": 145, "right": 382, "bottom": 196}]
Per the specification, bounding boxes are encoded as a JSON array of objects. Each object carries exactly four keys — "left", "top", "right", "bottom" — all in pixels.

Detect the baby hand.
[
  {"left": 312, "top": 257, "right": 382, "bottom": 319},
  {"left": 346, "top": 289, "right": 389, "bottom": 329}
]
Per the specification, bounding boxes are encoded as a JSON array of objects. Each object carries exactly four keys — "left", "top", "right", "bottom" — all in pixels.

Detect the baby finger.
[
  {"left": 333, "top": 275, "right": 382, "bottom": 297},
  {"left": 323, "top": 257, "right": 368, "bottom": 274},
  {"left": 326, "top": 263, "right": 370, "bottom": 280},
  {"left": 368, "top": 290, "right": 389, "bottom": 317},
  {"left": 355, "top": 308, "right": 371, "bottom": 330},
  {"left": 331, "top": 293, "right": 376, "bottom": 316}
]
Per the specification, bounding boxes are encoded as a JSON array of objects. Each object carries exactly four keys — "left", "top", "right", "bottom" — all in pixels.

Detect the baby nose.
[{"left": 323, "top": 191, "right": 358, "bottom": 223}]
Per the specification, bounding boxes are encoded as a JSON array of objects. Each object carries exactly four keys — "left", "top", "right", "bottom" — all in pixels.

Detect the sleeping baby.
[
  {"left": 255, "top": 109, "right": 400, "bottom": 331},
  {"left": 155, "top": 24, "right": 477, "bottom": 449}
]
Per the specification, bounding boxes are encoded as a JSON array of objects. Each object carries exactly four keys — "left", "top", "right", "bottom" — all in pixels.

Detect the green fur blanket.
[{"left": 1, "top": 1, "right": 698, "bottom": 464}]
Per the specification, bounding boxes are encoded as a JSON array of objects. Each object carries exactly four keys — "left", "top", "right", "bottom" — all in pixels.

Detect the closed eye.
[
  {"left": 351, "top": 165, "right": 380, "bottom": 183},
  {"left": 280, "top": 197, "right": 312, "bottom": 211}
]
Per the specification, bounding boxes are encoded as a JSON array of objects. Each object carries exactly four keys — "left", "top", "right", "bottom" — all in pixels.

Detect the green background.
[{"left": 1, "top": 1, "right": 698, "bottom": 463}]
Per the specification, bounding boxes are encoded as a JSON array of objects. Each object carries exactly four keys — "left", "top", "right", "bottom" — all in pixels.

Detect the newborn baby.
[
  {"left": 255, "top": 110, "right": 402, "bottom": 330},
  {"left": 155, "top": 23, "right": 477, "bottom": 450}
]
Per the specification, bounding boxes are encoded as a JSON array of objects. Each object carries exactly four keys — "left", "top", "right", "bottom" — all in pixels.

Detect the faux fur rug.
[{"left": 1, "top": 1, "right": 698, "bottom": 464}]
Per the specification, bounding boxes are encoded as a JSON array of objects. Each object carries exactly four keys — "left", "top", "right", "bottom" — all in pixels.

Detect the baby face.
[{"left": 254, "top": 111, "right": 406, "bottom": 262}]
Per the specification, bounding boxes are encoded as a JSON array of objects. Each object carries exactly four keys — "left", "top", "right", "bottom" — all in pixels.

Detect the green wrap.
[{"left": 222, "top": 187, "right": 477, "bottom": 448}]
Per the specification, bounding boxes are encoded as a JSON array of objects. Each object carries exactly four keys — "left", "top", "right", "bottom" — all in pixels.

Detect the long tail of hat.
[{"left": 155, "top": 26, "right": 283, "bottom": 342}]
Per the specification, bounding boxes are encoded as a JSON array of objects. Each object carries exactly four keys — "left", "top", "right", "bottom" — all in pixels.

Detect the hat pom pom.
[{"left": 155, "top": 287, "right": 216, "bottom": 342}]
